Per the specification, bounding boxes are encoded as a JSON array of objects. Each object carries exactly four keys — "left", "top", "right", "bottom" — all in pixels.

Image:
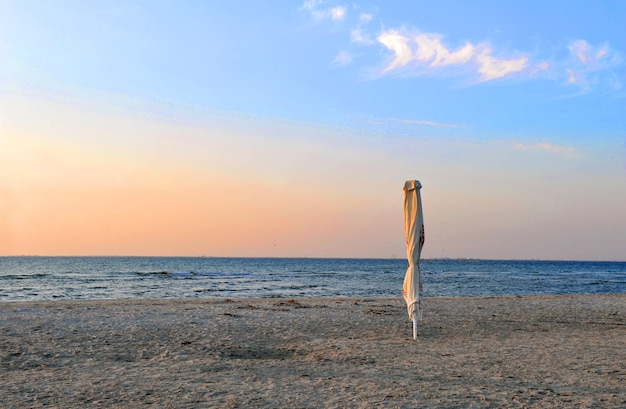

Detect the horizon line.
[{"left": 1, "top": 255, "right": 624, "bottom": 263}]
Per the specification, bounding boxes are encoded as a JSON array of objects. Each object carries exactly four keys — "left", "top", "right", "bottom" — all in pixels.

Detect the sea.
[{"left": 1, "top": 257, "right": 625, "bottom": 302}]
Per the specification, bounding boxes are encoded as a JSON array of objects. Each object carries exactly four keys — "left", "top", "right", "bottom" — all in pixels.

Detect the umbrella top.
[{"left": 403, "top": 180, "right": 422, "bottom": 191}]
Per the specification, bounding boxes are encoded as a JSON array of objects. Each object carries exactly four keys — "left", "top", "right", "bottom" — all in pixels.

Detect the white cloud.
[
  {"left": 302, "top": 1, "right": 347, "bottom": 21},
  {"left": 347, "top": 7, "right": 376, "bottom": 44},
  {"left": 378, "top": 30, "right": 413, "bottom": 74},
  {"left": 351, "top": 29, "right": 373, "bottom": 44},
  {"left": 413, "top": 34, "right": 474, "bottom": 67},
  {"left": 303, "top": 3, "right": 620, "bottom": 93},
  {"left": 377, "top": 30, "right": 528, "bottom": 81},
  {"left": 569, "top": 40, "right": 590, "bottom": 63},
  {"left": 568, "top": 41, "right": 614, "bottom": 66},
  {"left": 475, "top": 49, "right": 528, "bottom": 81},
  {"left": 562, "top": 40, "right": 621, "bottom": 92},
  {"left": 331, "top": 6, "right": 346, "bottom": 20}
]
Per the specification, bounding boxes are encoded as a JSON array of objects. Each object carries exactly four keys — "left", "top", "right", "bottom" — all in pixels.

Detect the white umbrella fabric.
[{"left": 402, "top": 180, "right": 425, "bottom": 340}]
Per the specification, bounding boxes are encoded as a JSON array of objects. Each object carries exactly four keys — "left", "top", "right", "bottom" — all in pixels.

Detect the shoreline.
[
  {"left": 3, "top": 291, "right": 626, "bottom": 305},
  {"left": 2, "top": 294, "right": 625, "bottom": 408}
]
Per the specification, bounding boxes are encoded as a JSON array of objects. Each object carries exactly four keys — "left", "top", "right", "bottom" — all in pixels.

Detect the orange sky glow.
[{"left": 1, "top": 93, "right": 625, "bottom": 260}]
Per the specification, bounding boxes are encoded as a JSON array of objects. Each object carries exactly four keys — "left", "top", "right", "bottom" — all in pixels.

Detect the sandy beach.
[{"left": 1, "top": 294, "right": 624, "bottom": 408}]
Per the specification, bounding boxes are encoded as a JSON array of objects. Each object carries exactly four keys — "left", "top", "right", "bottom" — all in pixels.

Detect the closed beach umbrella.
[{"left": 403, "top": 180, "right": 425, "bottom": 340}]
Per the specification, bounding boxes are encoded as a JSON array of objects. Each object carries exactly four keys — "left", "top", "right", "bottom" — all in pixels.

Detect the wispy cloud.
[
  {"left": 330, "top": 6, "right": 346, "bottom": 20},
  {"left": 475, "top": 49, "right": 528, "bottom": 81},
  {"left": 569, "top": 40, "right": 606, "bottom": 64},
  {"left": 359, "top": 13, "right": 373, "bottom": 23},
  {"left": 351, "top": 28, "right": 374, "bottom": 45},
  {"left": 374, "top": 31, "right": 622, "bottom": 92},
  {"left": 301, "top": 4, "right": 622, "bottom": 93},
  {"left": 302, "top": 1, "right": 347, "bottom": 21},
  {"left": 350, "top": 10, "right": 376, "bottom": 44},
  {"left": 514, "top": 142, "right": 582, "bottom": 158},
  {"left": 531, "top": 62, "right": 550, "bottom": 76},
  {"left": 566, "top": 68, "right": 577, "bottom": 84},
  {"left": 377, "top": 30, "right": 413, "bottom": 73},
  {"left": 414, "top": 34, "right": 475, "bottom": 67},
  {"left": 377, "top": 30, "right": 528, "bottom": 81},
  {"left": 563, "top": 40, "right": 621, "bottom": 92},
  {"left": 333, "top": 50, "right": 353, "bottom": 67},
  {"left": 395, "top": 118, "right": 462, "bottom": 128}
]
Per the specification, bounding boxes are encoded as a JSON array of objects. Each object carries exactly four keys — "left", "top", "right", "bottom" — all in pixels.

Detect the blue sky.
[{"left": 1, "top": 1, "right": 625, "bottom": 259}]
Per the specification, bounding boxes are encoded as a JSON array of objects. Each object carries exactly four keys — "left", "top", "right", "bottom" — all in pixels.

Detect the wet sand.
[{"left": 1, "top": 294, "right": 625, "bottom": 408}]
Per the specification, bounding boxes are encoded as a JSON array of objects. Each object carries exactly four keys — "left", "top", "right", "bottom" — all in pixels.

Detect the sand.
[{"left": 1, "top": 294, "right": 625, "bottom": 408}]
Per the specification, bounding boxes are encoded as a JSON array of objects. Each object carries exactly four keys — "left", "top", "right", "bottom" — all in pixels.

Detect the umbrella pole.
[{"left": 412, "top": 311, "right": 418, "bottom": 340}]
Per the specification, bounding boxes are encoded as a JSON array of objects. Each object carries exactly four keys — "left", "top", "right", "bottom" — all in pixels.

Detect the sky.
[{"left": 1, "top": 1, "right": 625, "bottom": 260}]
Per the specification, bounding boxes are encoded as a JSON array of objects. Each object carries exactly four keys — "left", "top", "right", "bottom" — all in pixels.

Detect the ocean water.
[{"left": 1, "top": 257, "right": 625, "bottom": 302}]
